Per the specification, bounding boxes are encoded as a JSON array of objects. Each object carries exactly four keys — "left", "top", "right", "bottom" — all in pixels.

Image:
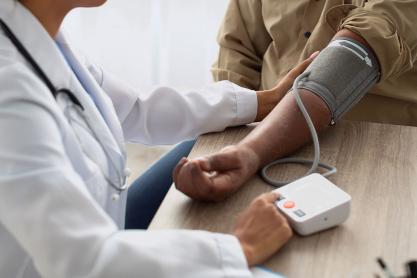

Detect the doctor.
[{"left": 0, "top": 0, "right": 317, "bottom": 277}]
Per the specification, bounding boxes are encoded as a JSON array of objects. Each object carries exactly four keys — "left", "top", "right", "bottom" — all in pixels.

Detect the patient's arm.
[
  {"left": 247, "top": 29, "right": 370, "bottom": 166},
  {"left": 173, "top": 88, "right": 330, "bottom": 202},
  {"left": 174, "top": 29, "right": 372, "bottom": 202},
  {"left": 254, "top": 51, "right": 319, "bottom": 122}
]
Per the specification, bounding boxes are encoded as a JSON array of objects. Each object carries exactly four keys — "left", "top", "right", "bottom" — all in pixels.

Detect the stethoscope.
[{"left": 0, "top": 19, "right": 128, "bottom": 199}]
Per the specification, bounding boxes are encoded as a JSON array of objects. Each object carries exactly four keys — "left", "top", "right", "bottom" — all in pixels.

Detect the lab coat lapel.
[
  {"left": 64, "top": 67, "right": 127, "bottom": 184},
  {"left": 55, "top": 33, "right": 126, "bottom": 158},
  {"left": 0, "top": 1, "right": 126, "bottom": 183},
  {"left": 54, "top": 34, "right": 127, "bottom": 185}
]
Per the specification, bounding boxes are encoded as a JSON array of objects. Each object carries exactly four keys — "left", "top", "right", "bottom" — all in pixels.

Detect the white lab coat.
[{"left": 0, "top": 1, "right": 256, "bottom": 277}]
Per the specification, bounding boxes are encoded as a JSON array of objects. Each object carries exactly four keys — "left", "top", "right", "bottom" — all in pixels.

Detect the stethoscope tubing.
[
  {"left": 0, "top": 18, "right": 127, "bottom": 194},
  {"left": 0, "top": 19, "right": 84, "bottom": 109}
]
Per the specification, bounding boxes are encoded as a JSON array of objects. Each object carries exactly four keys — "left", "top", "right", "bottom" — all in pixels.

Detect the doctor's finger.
[
  {"left": 259, "top": 191, "right": 280, "bottom": 203},
  {"left": 286, "top": 51, "right": 319, "bottom": 80}
]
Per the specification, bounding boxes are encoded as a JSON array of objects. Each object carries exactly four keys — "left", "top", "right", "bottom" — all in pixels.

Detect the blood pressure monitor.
[{"left": 274, "top": 174, "right": 351, "bottom": 236}]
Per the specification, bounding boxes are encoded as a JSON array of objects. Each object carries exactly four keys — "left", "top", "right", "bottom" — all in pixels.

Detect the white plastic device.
[{"left": 274, "top": 173, "right": 351, "bottom": 236}]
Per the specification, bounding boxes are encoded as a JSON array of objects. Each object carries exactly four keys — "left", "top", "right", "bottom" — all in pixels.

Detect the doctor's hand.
[
  {"left": 255, "top": 51, "right": 319, "bottom": 121},
  {"left": 233, "top": 192, "right": 293, "bottom": 266},
  {"left": 173, "top": 145, "right": 259, "bottom": 202}
]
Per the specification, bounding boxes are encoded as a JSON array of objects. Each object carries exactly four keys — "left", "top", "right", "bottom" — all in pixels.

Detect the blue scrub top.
[{"left": 55, "top": 41, "right": 100, "bottom": 111}]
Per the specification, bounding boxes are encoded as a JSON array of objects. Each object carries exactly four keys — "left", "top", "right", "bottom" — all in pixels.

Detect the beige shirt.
[{"left": 212, "top": 0, "right": 417, "bottom": 126}]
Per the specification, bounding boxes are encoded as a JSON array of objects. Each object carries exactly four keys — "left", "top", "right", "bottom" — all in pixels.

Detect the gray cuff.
[{"left": 294, "top": 37, "right": 380, "bottom": 123}]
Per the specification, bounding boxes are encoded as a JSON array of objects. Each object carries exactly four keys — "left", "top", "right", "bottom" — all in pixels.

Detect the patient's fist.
[{"left": 173, "top": 145, "right": 259, "bottom": 202}]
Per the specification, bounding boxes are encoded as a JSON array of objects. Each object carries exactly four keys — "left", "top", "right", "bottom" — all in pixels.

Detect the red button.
[{"left": 284, "top": 201, "right": 295, "bottom": 209}]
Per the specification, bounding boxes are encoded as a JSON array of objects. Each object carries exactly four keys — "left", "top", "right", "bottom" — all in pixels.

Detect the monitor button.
[
  {"left": 284, "top": 201, "right": 295, "bottom": 209},
  {"left": 294, "top": 209, "right": 306, "bottom": 217}
]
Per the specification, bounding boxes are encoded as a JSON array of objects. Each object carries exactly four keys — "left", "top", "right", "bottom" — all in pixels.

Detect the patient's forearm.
[
  {"left": 239, "top": 89, "right": 331, "bottom": 167},
  {"left": 240, "top": 28, "right": 373, "bottom": 168}
]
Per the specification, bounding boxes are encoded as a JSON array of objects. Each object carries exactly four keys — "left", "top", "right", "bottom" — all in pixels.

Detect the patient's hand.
[
  {"left": 255, "top": 51, "right": 319, "bottom": 121},
  {"left": 173, "top": 145, "right": 259, "bottom": 202},
  {"left": 173, "top": 52, "right": 320, "bottom": 202}
]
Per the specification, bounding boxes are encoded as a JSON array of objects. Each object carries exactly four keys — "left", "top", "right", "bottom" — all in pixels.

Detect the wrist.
[
  {"left": 255, "top": 89, "right": 280, "bottom": 122},
  {"left": 237, "top": 143, "right": 261, "bottom": 176},
  {"left": 235, "top": 234, "right": 255, "bottom": 266}
]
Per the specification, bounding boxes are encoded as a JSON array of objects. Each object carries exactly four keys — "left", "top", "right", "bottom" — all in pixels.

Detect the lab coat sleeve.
[
  {"left": 338, "top": 0, "right": 417, "bottom": 80},
  {"left": 211, "top": 0, "right": 272, "bottom": 90},
  {"left": 88, "top": 63, "right": 257, "bottom": 145},
  {"left": 0, "top": 65, "right": 253, "bottom": 278}
]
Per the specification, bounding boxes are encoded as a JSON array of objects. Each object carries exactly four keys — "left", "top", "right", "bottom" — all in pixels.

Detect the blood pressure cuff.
[{"left": 295, "top": 37, "right": 380, "bottom": 124}]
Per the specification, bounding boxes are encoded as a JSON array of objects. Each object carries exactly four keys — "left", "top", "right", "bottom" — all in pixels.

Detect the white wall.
[{"left": 63, "top": 0, "right": 229, "bottom": 92}]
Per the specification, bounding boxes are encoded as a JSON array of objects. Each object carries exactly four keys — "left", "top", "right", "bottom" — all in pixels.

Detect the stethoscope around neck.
[{"left": 0, "top": 19, "right": 128, "bottom": 199}]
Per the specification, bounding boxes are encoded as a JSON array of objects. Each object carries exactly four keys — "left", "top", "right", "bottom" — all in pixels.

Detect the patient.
[
  {"left": 174, "top": 0, "right": 417, "bottom": 200},
  {"left": 212, "top": 0, "right": 417, "bottom": 126}
]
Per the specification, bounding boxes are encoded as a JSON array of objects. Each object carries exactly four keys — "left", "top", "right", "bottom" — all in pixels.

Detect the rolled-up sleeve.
[{"left": 338, "top": 0, "right": 417, "bottom": 80}]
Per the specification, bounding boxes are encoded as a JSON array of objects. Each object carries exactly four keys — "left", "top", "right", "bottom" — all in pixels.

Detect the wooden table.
[{"left": 150, "top": 121, "right": 417, "bottom": 278}]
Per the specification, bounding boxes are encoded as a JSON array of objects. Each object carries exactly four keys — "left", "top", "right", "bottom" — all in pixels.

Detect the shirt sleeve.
[
  {"left": 211, "top": 0, "right": 272, "bottom": 90},
  {"left": 0, "top": 65, "right": 253, "bottom": 278},
  {"left": 88, "top": 64, "right": 257, "bottom": 145},
  {"left": 338, "top": 0, "right": 417, "bottom": 80}
]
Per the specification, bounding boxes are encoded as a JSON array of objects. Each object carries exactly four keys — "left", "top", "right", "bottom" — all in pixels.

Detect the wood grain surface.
[{"left": 149, "top": 121, "right": 417, "bottom": 278}]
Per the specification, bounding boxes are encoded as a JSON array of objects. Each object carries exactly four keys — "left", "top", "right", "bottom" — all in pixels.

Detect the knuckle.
[
  {"left": 265, "top": 204, "right": 277, "bottom": 213},
  {"left": 282, "top": 224, "right": 293, "bottom": 239},
  {"left": 174, "top": 182, "right": 184, "bottom": 191},
  {"left": 265, "top": 209, "right": 277, "bottom": 218},
  {"left": 270, "top": 211, "right": 285, "bottom": 224},
  {"left": 277, "top": 213, "right": 286, "bottom": 223},
  {"left": 253, "top": 197, "right": 266, "bottom": 206},
  {"left": 259, "top": 200, "right": 268, "bottom": 207},
  {"left": 275, "top": 212, "right": 287, "bottom": 223}
]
